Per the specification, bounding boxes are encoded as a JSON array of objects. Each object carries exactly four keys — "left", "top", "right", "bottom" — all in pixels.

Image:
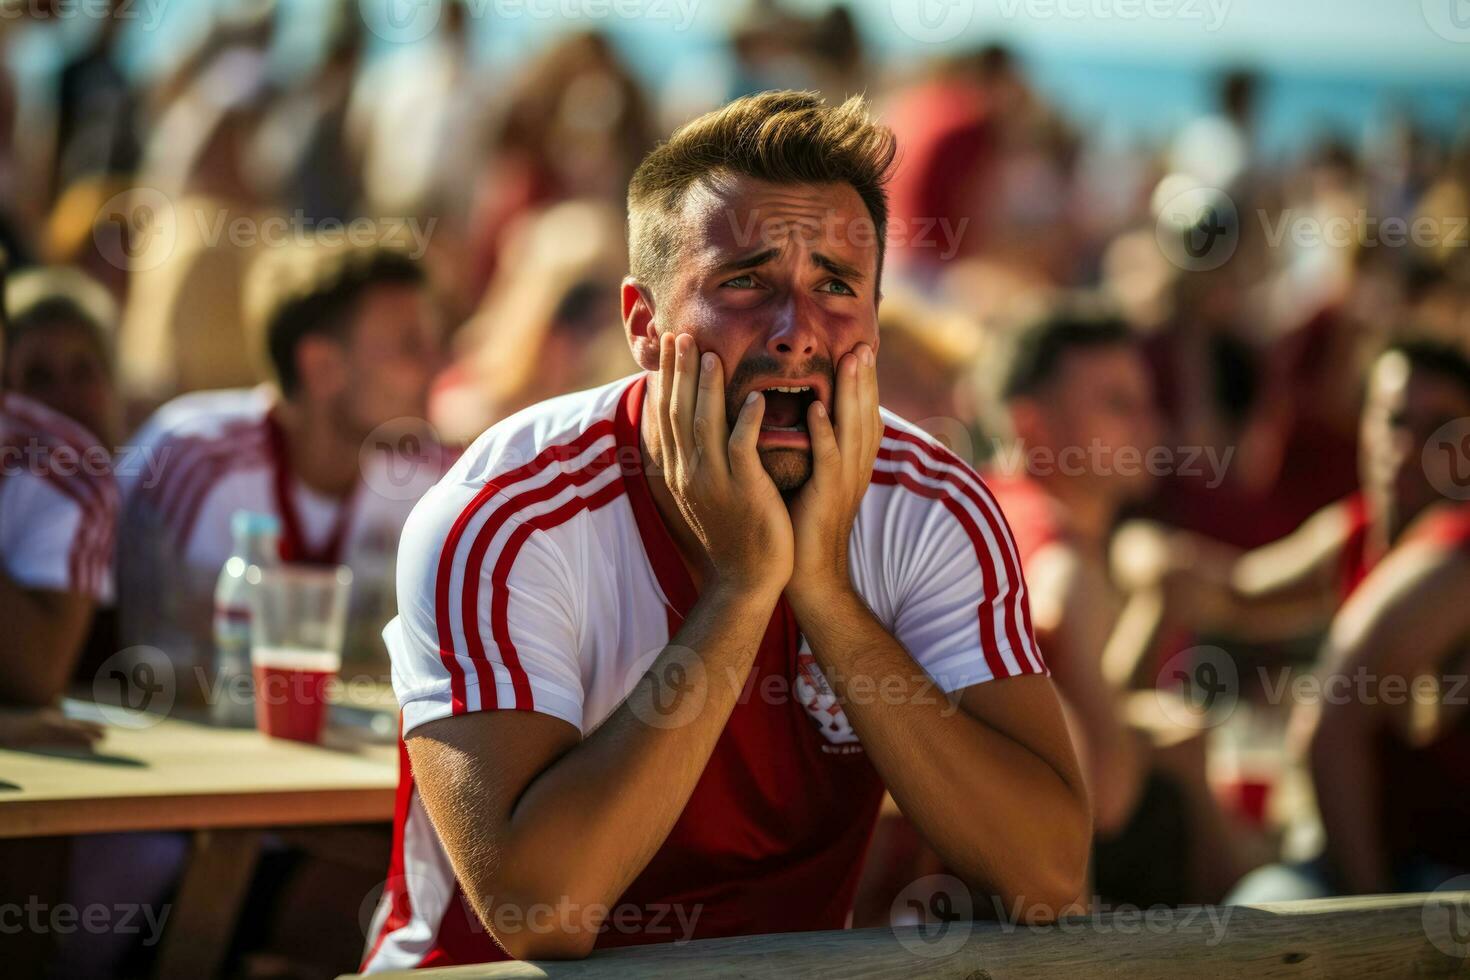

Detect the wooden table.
[
  {"left": 0, "top": 700, "right": 398, "bottom": 978},
  {"left": 0, "top": 703, "right": 395, "bottom": 838}
]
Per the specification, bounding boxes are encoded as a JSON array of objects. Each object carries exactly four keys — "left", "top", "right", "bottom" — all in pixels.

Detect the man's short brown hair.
[
  {"left": 249, "top": 243, "right": 424, "bottom": 397},
  {"left": 627, "top": 90, "right": 896, "bottom": 300}
]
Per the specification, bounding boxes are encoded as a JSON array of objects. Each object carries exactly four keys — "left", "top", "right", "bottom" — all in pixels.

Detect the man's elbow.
[
  {"left": 469, "top": 878, "right": 602, "bottom": 962},
  {"left": 493, "top": 927, "right": 598, "bottom": 963}
]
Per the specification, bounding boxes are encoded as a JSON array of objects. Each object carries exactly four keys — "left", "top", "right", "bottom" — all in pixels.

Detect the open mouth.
[{"left": 759, "top": 385, "right": 817, "bottom": 433}]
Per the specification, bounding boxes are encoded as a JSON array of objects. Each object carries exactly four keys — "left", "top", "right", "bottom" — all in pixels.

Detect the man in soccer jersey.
[
  {"left": 366, "top": 92, "right": 1088, "bottom": 969},
  {"left": 0, "top": 253, "right": 116, "bottom": 744},
  {"left": 117, "top": 243, "right": 449, "bottom": 680}
]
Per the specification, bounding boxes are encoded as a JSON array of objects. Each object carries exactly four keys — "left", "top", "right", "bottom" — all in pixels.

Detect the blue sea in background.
[{"left": 17, "top": 0, "right": 1470, "bottom": 159}]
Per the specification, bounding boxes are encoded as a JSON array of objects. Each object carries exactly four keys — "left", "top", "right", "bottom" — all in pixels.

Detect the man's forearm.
[
  {"left": 791, "top": 588, "right": 1089, "bottom": 918},
  {"left": 0, "top": 572, "right": 90, "bottom": 706},
  {"left": 1309, "top": 705, "right": 1390, "bottom": 894},
  {"left": 490, "top": 585, "right": 777, "bottom": 925}
]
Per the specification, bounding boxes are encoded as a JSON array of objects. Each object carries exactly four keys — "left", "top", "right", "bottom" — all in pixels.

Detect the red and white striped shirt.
[
  {"left": 365, "top": 374, "right": 1045, "bottom": 971},
  {"left": 0, "top": 392, "right": 117, "bottom": 600}
]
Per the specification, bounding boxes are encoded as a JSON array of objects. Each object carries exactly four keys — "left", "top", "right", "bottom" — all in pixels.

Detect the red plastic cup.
[
  {"left": 248, "top": 564, "right": 353, "bottom": 743},
  {"left": 252, "top": 647, "right": 340, "bottom": 743}
]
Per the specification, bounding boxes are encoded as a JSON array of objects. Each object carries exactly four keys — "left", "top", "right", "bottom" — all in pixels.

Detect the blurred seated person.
[
  {"left": 985, "top": 305, "right": 1252, "bottom": 904},
  {"left": 1227, "top": 499, "right": 1470, "bottom": 902},
  {"left": 1115, "top": 340, "right": 1470, "bottom": 664},
  {"left": 1116, "top": 338, "right": 1470, "bottom": 899},
  {"left": 0, "top": 256, "right": 117, "bottom": 739},
  {"left": 117, "top": 243, "right": 450, "bottom": 687},
  {"left": 4, "top": 265, "right": 127, "bottom": 684}
]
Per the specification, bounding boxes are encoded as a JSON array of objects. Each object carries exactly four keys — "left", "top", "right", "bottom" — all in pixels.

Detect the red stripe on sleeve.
[{"left": 432, "top": 421, "right": 614, "bottom": 714}]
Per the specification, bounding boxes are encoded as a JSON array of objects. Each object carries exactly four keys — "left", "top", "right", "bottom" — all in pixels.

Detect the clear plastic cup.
[{"left": 248, "top": 564, "right": 353, "bottom": 743}]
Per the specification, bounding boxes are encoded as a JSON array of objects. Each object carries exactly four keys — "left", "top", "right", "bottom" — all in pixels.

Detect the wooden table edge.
[{"left": 0, "top": 786, "right": 396, "bottom": 838}]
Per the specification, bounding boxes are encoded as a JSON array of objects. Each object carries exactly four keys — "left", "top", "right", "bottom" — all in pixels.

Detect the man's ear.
[
  {"left": 1008, "top": 398, "right": 1047, "bottom": 448},
  {"left": 622, "top": 278, "right": 659, "bottom": 372}
]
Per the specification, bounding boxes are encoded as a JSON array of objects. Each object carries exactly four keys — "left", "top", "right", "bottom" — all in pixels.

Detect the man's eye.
[
  {"left": 819, "top": 279, "right": 856, "bottom": 296},
  {"left": 721, "top": 275, "right": 757, "bottom": 289}
]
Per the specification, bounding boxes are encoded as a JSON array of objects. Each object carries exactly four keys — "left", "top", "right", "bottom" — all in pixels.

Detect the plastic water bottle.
[{"left": 211, "top": 511, "right": 281, "bottom": 726}]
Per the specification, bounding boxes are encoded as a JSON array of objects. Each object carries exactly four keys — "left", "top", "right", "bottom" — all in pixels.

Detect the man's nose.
[{"left": 764, "top": 300, "right": 818, "bottom": 358}]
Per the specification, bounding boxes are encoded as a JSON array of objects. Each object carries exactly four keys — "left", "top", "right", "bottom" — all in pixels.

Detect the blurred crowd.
[{"left": 2, "top": 0, "right": 1469, "bottom": 976}]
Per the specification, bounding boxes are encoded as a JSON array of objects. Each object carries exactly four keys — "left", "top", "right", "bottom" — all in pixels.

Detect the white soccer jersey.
[
  {"left": 117, "top": 387, "right": 453, "bottom": 669},
  {"left": 365, "top": 373, "right": 1045, "bottom": 971},
  {"left": 0, "top": 392, "right": 117, "bottom": 601}
]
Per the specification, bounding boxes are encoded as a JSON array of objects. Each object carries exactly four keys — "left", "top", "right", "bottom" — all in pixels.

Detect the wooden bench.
[{"left": 348, "top": 891, "right": 1470, "bottom": 978}]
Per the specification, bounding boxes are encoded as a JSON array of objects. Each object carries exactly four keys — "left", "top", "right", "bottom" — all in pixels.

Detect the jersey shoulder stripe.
[
  {"left": 874, "top": 416, "right": 1043, "bottom": 676},
  {"left": 428, "top": 377, "right": 635, "bottom": 715}
]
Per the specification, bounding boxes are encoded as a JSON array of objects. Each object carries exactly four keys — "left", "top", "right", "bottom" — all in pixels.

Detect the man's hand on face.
[
  {"left": 656, "top": 332, "right": 794, "bottom": 602},
  {"left": 787, "top": 343, "right": 881, "bottom": 608}
]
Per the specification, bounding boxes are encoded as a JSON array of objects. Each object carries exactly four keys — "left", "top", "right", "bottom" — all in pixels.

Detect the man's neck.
[
  {"left": 271, "top": 399, "right": 361, "bottom": 500},
  {"left": 1034, "top": 472, "right": 1120, "bottom": 549}
]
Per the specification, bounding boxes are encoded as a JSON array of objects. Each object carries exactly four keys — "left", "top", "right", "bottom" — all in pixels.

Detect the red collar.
[{"left": 264, "top": 409, "right": 359, "bottom": 566}]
